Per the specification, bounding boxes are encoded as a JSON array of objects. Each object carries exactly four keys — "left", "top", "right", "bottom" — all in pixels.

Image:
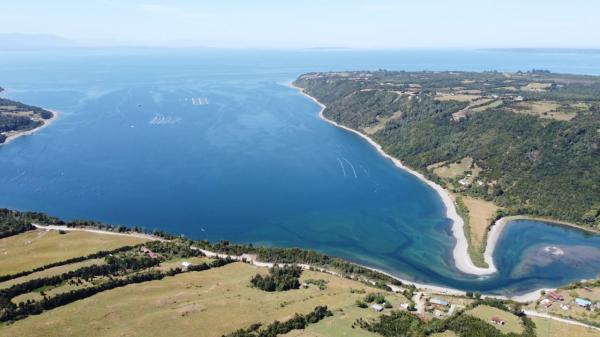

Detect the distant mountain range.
[
  {"left": 0, "top": 33, "right": 78, "bottom": 50},
  {"left": 484, "top": 48, "right": 600, "bottom": 54}
]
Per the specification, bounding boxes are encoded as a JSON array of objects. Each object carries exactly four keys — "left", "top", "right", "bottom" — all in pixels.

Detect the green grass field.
[
  {"left": 0, "top": 262, "right": 409, "bottom": 337},
  {"left": 0, "top": 230, "right": 148, "bottom": 275},
  {"left": 0, "top": 258, "right": 104, "bottom": 289},
  {"left": 465, "top": 305, "right": 523, "bottom": 335},
  {"left": 533, "top": 317, "right": 600, "bottom": 337}
]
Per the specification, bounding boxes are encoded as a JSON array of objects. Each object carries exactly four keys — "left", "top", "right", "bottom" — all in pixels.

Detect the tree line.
[
  {"left": 250, "top": 265, "right": 302, "bottom": 292},
  {"left": 0, "top": 257, "right": 233, "bottom": 322},
  {"left": 222, "top": 305, "right": 332, "bottom": 337}
]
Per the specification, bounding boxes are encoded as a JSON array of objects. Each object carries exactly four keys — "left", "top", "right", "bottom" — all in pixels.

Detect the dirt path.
[{"left": 32, "top": 224, "right": 167, "bottom": 241}]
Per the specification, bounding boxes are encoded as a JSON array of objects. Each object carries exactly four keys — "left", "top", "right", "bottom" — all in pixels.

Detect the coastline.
[
  {"left": 482, "top": 215, "right": 600, "bottom": 278},
  {"left": 0, "top": 109, "right": 59, "bottom": 146},
  {"left": 289, "top": 82, "right": 497, "bottom": 276},
  {"left": 31, "top": 222, "right": 542, "bottom": 302}
]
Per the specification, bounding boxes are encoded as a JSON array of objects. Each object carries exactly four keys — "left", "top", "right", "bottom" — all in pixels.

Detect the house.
[
  {"left": 575, "top": 298, "right": 592, "bottom": 308},
  {"left": 458, "top": 178, "right": 471, "bottom": 187},
  {"left": 548, "top": 291, "right": 564, "bottom": 301},
  {"left": 141, "top": 247, "right": 158, "bottom": 259},
  {"left": 371, "top": 304, "right": 384, "bottom": 312},
  {"left": 430, "top": 298, "right": 449, "bottom": 307},
  {"left": 540, "top": 298, "right": 553, "bottom": 308},
  {"left": 491, "top": 317, "right": 505, "bottom": 325},
  {"left": 560, "top": 304, "right": 570, "bottom": 311},
  {"left": 241, "top": 254, "right": 256, "bottom": 263},
  {"left": 181, "top": 261, "right": 192, "bottom": 268}
]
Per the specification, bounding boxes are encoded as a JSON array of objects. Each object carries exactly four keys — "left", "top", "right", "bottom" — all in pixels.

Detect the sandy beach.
[
  {"left": 0, "top": 109, "right": 59, "bottom": 146},
  {"left": 290, "top": 83, "right": 498, "bottom": 276}
]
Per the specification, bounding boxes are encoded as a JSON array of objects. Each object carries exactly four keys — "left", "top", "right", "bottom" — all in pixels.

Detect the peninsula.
[
  {"left": 0, "top": 86, "right": 57, "bottom": 145},
  {"left": 293, "top": 70, "right": 600, "bottom": 272}
]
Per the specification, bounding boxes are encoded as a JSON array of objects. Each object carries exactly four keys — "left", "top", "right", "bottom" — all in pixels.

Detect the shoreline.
[
  {"left": 0, "top": 109, "right": 59, "bottom": 146},
  {"left": 482, "top": 215, "right": 600, "bottom": 277},
  {"left": 31, "top": 222, "right": 545, "bottom": 302},
  {"left": 289, "top": 82, "right": 497, "bottom": 276}
]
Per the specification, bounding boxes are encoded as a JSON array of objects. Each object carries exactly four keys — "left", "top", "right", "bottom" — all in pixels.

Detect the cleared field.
[
  {"left": 0, "top": 230, "right": 148, "bottom": 275},
  {"left": 466, "top": 305, "right": 523, "bottom": 335},
  {"left": 513, "top": 101, "right": 575, "bottom": 121},
  {"left": 462, "top": 196, "right": 500, "bottom": 260},
  {"left": 533, "top": 317, "right": 600, "bottom": 337},
  {"left": 435, "top": 94, "right": 480, "bottom": 102},
  {"left": 432, "top": 157, "right": 479, "bottom": 179},
  {"left": 521, "top": 82, "right": 552, "bottom": 92},
  {"left": 285, "top": 306, "right": 382, "bottom": 337},
  {"left": 363, "top": 111, "right": 402, "bottom": 135},
  {"left": 471, "top": 99, "right": 503, "bottom": 112},
  {"left": 0, "top": 262, "right": 408, "bottom": 337},
  {"left": 0, "top": 258, "right": 104, "bottom": 289},
  {"left": 12, "top": 280, "right": 93, "bottom": 304}
]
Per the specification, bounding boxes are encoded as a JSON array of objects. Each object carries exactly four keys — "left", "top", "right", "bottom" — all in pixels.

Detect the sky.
[{"left": 2, "top": 0, "right": 599, "bottom": 49}]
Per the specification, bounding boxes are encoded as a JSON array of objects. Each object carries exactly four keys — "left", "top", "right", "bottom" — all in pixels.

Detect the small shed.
[
  {"left": 181, "top": 261, "right": 192, "bottom": 268},
  {"left": 371, "top": 304, "right": 384, "bottom": 312}
]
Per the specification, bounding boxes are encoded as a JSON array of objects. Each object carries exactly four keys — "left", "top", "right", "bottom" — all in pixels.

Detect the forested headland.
[
  {"left": 0, "top": 86, "right": 54, "bottom": 144},
  {"left": 294, "top": 70, "right": 600, "bottom": 231}
]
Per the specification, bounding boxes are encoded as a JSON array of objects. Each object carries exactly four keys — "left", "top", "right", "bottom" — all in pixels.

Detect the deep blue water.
[{"left": 1, "top": 48, "right": 599, "bottom": 295}]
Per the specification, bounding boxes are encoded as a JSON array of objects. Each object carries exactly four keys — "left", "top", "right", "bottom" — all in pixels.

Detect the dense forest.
[
  {"left": 0, "top": 86, "right": 54, "bottom": 144},
  {"left": 294, "top": 70, "right": 600, "bottom": 228}
]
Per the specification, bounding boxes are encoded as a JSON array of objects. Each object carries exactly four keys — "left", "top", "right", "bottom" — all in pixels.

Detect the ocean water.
[{"left": 1, "top": 48, "right": 599, "bottom": 295}]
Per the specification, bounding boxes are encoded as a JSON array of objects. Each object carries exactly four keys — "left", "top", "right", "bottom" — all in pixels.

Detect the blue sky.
[{"left": 2, "top": 0, "right": 599, "bottom": 48}]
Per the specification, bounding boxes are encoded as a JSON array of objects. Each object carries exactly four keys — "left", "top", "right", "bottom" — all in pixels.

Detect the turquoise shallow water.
[{"left": 0, "top": 48, "right": 599, "bottom": 295}]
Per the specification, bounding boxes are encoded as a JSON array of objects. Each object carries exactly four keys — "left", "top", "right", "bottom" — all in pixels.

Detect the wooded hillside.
[{"left": 294, "top": 70, "right": 600, "bottom": 228}]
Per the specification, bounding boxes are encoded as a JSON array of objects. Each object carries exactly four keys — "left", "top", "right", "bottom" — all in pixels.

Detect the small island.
[
  {"left": 293, "top": 70, "right": 600, "bottom": 272},
  {"left": 0, "top": 86, "right": 56, "bottom": 145}
]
